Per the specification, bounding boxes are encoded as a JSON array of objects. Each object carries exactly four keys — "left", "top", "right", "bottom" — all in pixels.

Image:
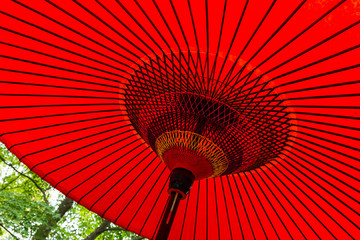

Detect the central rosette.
[
  {"left": 123, "top": 51, "right": 292, "bottom": 181},
  {"left": 125, "top": 91, "right": 263, "bottom": 179}
]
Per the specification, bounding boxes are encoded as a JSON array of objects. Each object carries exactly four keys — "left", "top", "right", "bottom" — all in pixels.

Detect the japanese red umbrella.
[{"left": 1, "top": 0, "right": 360, "bottom": 239}]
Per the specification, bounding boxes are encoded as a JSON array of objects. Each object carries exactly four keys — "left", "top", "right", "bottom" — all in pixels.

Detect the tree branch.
[
  {"left": 102, "top": 227, "right": 124, "bottom": 232},
  {"left": 83, "top": 219, "right": 111, "bottom": 240},
  {"left": 87, "top": 223, "right": 146, "bottom": 240},
  {"left": 32, "top": 197, "right": 74, "bottom": 240},
  {"left": 0, "top": 175, "right": 21, "bottom": 191},
  {"left": 0, "top": 223, "right": 19, "bottom": 240},
  {"left": 0, "top": 156, "right": 49, "bottom": 204}
]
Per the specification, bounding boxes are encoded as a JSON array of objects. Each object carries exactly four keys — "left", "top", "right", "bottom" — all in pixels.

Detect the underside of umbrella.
[{"left": 0, "top": 0, "right": 359, "bottom": 239}]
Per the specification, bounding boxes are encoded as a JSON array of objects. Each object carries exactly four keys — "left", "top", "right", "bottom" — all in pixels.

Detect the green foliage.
[
  {"left": 0, "top": 191, "right": 56, "bottom": 239},
  {"left": 49, "top": 203, "right": 139, "bottom": 240},
  {"left": 0, "top": 144, "right": 144, "bottom": 240}
]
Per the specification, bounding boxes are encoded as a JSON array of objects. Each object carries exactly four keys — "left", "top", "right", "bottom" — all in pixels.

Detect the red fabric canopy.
[{"left": 0, "top": 0, "right": 359, "bottom": 239}]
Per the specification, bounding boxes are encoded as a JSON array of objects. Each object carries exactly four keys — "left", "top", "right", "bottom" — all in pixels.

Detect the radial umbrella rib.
[
  {"left": 219, "top": 177, "right": 234, "bottom": 239},
  {"left": 289, "top": 137, "right": 360, "bottom": 173},
  {"left": 114, "top": 160, "right": 163, "bottom": 221},
  {"left": 28, "top": 128, "right": 135, "bottom": 171},
  {"left": 53, "top": 138, "right": 144, "bottom": 189},
  {"left": 72, "top": 0, "right": 151, "bottom": 58},
  {"left": 242, "top": 172, "right": 280, "bottom": 239},
  {"left": 0, "top": 10, "right": 135, "bottom": 72},
  {"left": 0, "top": 103, "right": 124, "bottom": 109},
  {"left": 205, "top": 0, "right": 210, "bottom": 82},
  {"left": 151, "top": 0, "right": 201, "bottom": 93},
  {"left": 0, "top": 25, "right": 138, "bottom": 83},
  {"left": 0, "top": 55, "right": 126, "bottom": 84},
  {"left": 274, "top": 64, "right": 360, "bottom": 89},
  {"left": 128, "top": 0, "right": 196, "bottom": 79},
  {"left": 17, "top": 0, "right": 146, "bottom": 61},
  {"left": 240, "top": 99, "right": 289, "bottom": 140},
  {"left": 0, "top": 92, "right": 120, "bottom": 100},
  {"left": 42, "top": 0, "right": 142, "bottom": 65},
  {"left": 295, "top": 117, "right": 360, "bottom": 131},
  {"left": 280, "top": 79, "right": 360, "bottom": 96},
  {"left": 1, "top": 52, "right": 185, "bottom": 94},
  {"left": 7, "top": 120, "right": 130, "bottom": 151},
  {"left": 264, "top": 18, "right": 360, "bottom": 76},
  {"left": 169, "top": 0, "right": 202, "bottom": 90},
  {"left": 117, "top": 164, "right": 165, "bottom": 229},
  {"left": 237, "top": 174, "right": 268, "bottom": 239},
  {"left": 231, "top": 175, "right": 256, "bottom": 239},
  {"left": 236, "top": 26, "right": 360, "bottom": 96},
  {"left": 89, "top": 153, "right": 156, "bottom": 213},
  {"left": 294, "top": 129, "right": 360, "bottom": 155},
  {"left": 94, "top": 0, "right": 165, "bottom": 63},
  {"left": 0, "top": 66, "right": 183, "bottom": 101},
  {"left": 238, "top": 0, "right": 347, "bottom": 83},
  {"left": 288, "top": 93, "right": 360, "bottom": 101},
  {"left": 290, "top": 110, "right": 360, "bottom": 120},
  {"left": 286, "top": 140, "right": 360, "bottom": 192},
  {"left": 277, "top": 158, "right": 360, "bottom": 220},
  {"left": 259, "top": 168, "right": 320, "bottom": 239},
  {"left": 2, "top": 7, "right": 185, "bottom": 92},
  {"left": 186, "top": 0, "right": 205, "bottom": 87},
  {"left": 193, "top": 179, "right": 201, "bottom": 240},
  {"left": 213, "top": 0, "right": 250, "bottom": 86},
  {"left": 224, "top": 176, "right": 244, "bottom": 240},
  {"left": 265, "top": 164, "right": 336, "bottom": 239},
  {"left": 205, "top": 179, "right": 209, "bottom": 240},
  {"left": 0, "top": 42, "right": 129, "bottom": 85},
  {"left": 226, "top": 0, "right": 308, "bottom": 90},
  {"left": 0, "top": 67, "right": 120, "bottom": 89},
  {"left": 140, "top": 175, "right": 170, "bottom": 237},
  {"left": 231, "top": 75, "right": 270, "bottom": 115},
  {"left": 219, "top": 0, "right": 279, "bottom": 95},
  {"left": 0, "top": 109, "right": 122, "bottom": 123},
  {"left": 0, "top": 78, "right": 119, "bottom": 95},
  {"left": 64, "top": 140, "right": 147, "bottom": 198},
  {"left": 250, "top": 170, "right": 297, "bottom": 239},
  {"left": 46, "top": 138, "right": 142, "bottom": 188},
  {"left": 229, "top": 59, "right": 360, "bottom": 105},
  {"left": 269, "top": 161, "right": 355, "bottom": 238},
  {"left": 77, "top": 144, "right": 150, "bottom": 205},
  {"left": 293, "top": 124, "right": 360, "bottom": 142},
  {"left": 270, "top": 46, "right": 360, "bottom": 85},
  {"left": 0, "top": 29, "right": 128, "bottom": 83},
  {"left": 126, "top": 166, "right": 167, "bottom": 230},
  {"left": 209, "top": 0, "right": 228, "bottom": 82},
  {"left": 222, "top": 69, "right": 256, "bottom": 106},
  {"left": 232, "top": 67, "right": 360, "bottom": 105},
  {"left": 213, "top": 178, "right": 222, "bottom": 240},
  {"left": 178, "top": 190, "right": 191, "bottom": 240},
  {"left": 0, "top": 113, "right": 122, "bottom": 139},
  {"left": 100, "top": 154, "right": 157, "bottom": 217}
]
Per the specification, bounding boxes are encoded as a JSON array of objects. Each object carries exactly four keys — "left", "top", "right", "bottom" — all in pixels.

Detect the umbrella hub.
[
  {"left": 168, "top": 168, "right": 195, "bottom": 199},
  {"left": 125, "top": 90, "right": 286, "bottom": 178},
  {"left": 125, "top": 78, "right": 291, "bottom": 179},
  {"left": 156, "top": 130, "right": 228, "bottom": 179}
]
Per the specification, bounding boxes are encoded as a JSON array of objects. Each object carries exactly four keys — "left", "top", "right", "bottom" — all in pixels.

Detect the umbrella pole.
[
  {"left": 155, "top": 168, "right": 195, "bottom": 240},
  {"left": 155, "top": 192, "right": 181, "bottom": 240}
]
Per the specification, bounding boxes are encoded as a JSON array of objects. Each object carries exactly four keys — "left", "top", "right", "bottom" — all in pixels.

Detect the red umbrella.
[{"left": 1, "top": 0, "right": 359, "bottom": 239}]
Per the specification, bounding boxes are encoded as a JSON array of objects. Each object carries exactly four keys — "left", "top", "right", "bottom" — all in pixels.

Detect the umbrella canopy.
[{"left": 1, "top": 0, "right": 359, "bottom": 239}]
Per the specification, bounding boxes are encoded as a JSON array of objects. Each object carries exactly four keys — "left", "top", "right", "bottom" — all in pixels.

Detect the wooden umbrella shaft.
[
  {"left": 155, "top": 168, "right": 195, "bottom": 240},
  {"left": 155, "top": 192, "right": 181, "bottom": 240}
]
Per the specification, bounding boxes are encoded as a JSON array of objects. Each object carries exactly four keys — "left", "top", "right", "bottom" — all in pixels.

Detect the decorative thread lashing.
[{"left": 155, "top": 130, "right": 229, "bottom": 177}]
